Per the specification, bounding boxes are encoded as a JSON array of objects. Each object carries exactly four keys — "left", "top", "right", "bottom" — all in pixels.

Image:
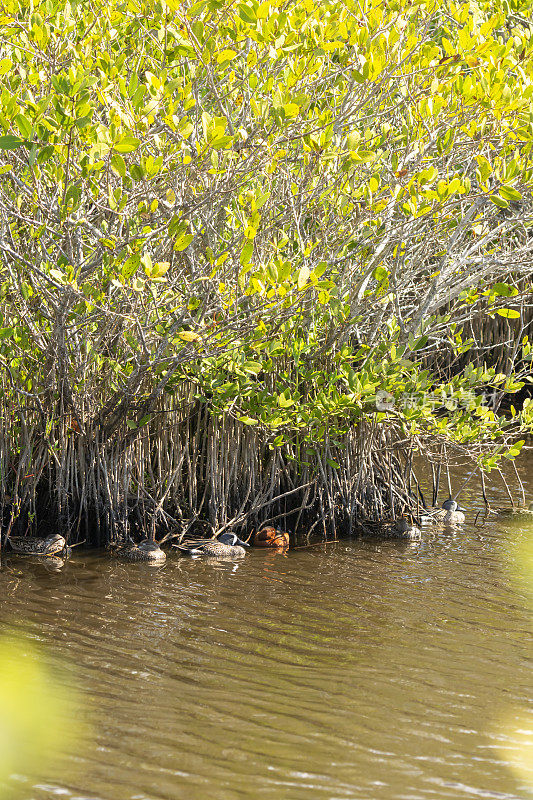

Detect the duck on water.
[
  {"left": 380, "top": 518, "right": 422, "bottom": 540},
  {"left": 496, "top": 501, "right": 533, "bottom": 516},
  {"left": 253, "top": 526, "right": 290, "bottom": 549},
  {"left": 115, "top": 538, "right": 166, "bottom": 563},
  {"left": 7, "top": 533, "right": 70, "bottom": 557},
  {"left": 421, "top": 499, "right": 467, "bottom": 525},
  {"left": 174, "top": 532, "right": 250, "bottom": 557}
]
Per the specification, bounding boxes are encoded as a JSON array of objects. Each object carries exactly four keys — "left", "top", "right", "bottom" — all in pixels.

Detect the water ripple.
[{"left": 1, "top": 490, "right": 532, "bottom": 800}]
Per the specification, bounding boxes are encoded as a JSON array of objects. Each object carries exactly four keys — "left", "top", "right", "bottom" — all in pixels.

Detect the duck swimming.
[
  {"left": 421, "top": 499, "right": 466, "bottom": 525},
  {"left": 496, "top": 501, "right": 533, "bottom": 516},
  {"left": 380, "top": 518, "right": 421, "bottom": 540},
  {"left": 253, "top": 526, "right": 290, "bottom": 549},
  {"left": 7, "top": 533, "right": 68, "bottom": 557},
  {"left": 174, "top": 532, "right": 250, "bottom": 557},
  {"left": 116, "top": 539, "right": 166, "bottom": 563}
]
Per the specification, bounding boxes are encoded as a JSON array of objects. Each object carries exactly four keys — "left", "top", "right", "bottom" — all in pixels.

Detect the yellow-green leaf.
[
  {"left": 240, "top": 240, "right": 253, "bottom": 266},
  {"left": 153, "top": 261, "right": 170, "bottom": 278},
  {"left": 15, "top": 114, "right": 32, "bottom": 139},
  {"left": 297, "top": 265, "right": 310, "bottom": 290},
  {"left": 490, "top": 194, "right": 509, "bottom": 209},
  {"left": 496, "top": 309, "right": 520, "bottom": 319},
  {"left": 283, "top": 103, "right": 299, "bottom": 118},
  {"left": 114, "top": 136, "right": 140, "bottom": 153},
  {"left": 499, "top": 185, "right": 522, "bottom": 202},
  {"left": 174, "top": 234, "right": 194, "bottom": 251},
  {"left": 216, "top": 49, "right": 237, "bottom": 63}
]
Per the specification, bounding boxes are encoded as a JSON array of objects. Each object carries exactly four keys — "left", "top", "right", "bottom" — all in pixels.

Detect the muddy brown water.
[{"left": 0, "top": 457, "right": 532, "bottom": 800}]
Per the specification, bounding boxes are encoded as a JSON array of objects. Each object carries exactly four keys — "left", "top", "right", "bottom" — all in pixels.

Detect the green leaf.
[
  {"left": 15, "top": 114, "right": 32, "bottom": 139},
  {"left": 499, "top": 185, "right": 522, "bottom": 202},
  {"left": 352, "top": 149, "right": 376, "bottom": 163},
  {"left": 490, "top": 194, "right": 509, "bottom": 209},
  {"left": 114, "top": 136, "right": 140, "bottom": 153},
  {"left": 27, "top": 143, "right": 38, "bottom": 167},
  {"left": 496, "top": 308, "right": 520, "bottom": 319},
  {"left": 110, "top": 153, "right": 126, "bottom": 177},
  {"left": 242, "top": 361, "right": 263, "bottom": 374},
  {"left": 37, "top": 145, "right": 54, "bottom": 164},
  {"left": 121, "top": 254, "right": 140, "bottom": 280},
  {"left": 130, "top": 164, "right": 145, "bottom": 180},
  {"left": 493, "top": 283, "right": 518, "bottom": 297},
  {"left": 373, "top": 266, "right": 388, "bottom": 281},
  {"left": 210, "top": 135, "right": 232, "bottom": 150},
  {"left": 240, "top": 240, "right": 253, "bottom": 266},
  {"left": 238, "top": 415, "right": 258, "bottom": 425},
  {"left": 74, "top": 115, "right": 93, "bottom": 130},
  {"left": 410, "top": 335, "right": 428, "bottom": 351},
  {"left": 174, "top": 234, "right": 194, "bottom": 251},
  {"left": 504, "top": 439, "right": 525, "bottom": 459},
  {"left": 0, "top": 136, "right": 26, "bottom": 150},
  {"left": 238, "top": 3, "right": 257, "bottom": 23},
  {"left": 278, "top": 390, "right": 294, "bottom": 408}
]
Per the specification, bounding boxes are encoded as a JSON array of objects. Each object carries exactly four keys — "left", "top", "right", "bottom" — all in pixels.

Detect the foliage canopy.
[{"left": 0, "top": 0, "right": 532, "bottom": 537}]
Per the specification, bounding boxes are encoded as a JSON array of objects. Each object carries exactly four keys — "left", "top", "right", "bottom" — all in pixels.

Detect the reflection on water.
[
  {"left": 0, "top": 633, "right": 85, "bottom": 795},
  {"left": 1, "top": 459, "right": 532, "bottom": 800}
]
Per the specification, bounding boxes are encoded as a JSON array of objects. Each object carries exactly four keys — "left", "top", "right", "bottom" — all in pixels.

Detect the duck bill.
[{"left": 236, "top": 537, "right": 250, "bottom": 548}]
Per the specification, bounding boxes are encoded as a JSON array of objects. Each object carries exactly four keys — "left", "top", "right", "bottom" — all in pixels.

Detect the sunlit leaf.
[
  {"left": 0, "top": 136, "right": 26, "bottom": 150},
  {"left": 114, "top": 136, "right": 140, "bottom": 153},
  {"left": 496, "top": 309, "right": 520, "bottom": 319},
  {"left": 297, "top": 266, "right": 310, "bottom": 290}
]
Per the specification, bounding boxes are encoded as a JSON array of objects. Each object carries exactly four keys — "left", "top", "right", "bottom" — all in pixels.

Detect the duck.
[
  {"left": 421, "top": 499, "right": 466, "bottom": 525},
  {"left": 7, "top": 533, "right": 69, "bottom": 557},
  {"left": 253, "top": 526, "right": 290, "bottom": 549},
  {"left": 116, "top": 538, "right": 166, "bottom": 563},
  {"left": 496, "top": 501, "right": 533, "bottom": 516},
  {"left": 379, "top": 518, "right": 421, "bottom": 540},
  {"left": 174, "top": 532, "right": 250, "bottom": 557}
]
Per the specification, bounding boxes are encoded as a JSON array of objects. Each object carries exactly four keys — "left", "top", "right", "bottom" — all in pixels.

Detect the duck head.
[
  {"left": 138, "top": 539, "right": 162, "bottom": 551},
  {"left": 442, "top": 499, "right": 466, "bottom": 513},
  {"left": 254, "top": 526, "right": 290, "bottom": 548},
  {"left": 44, "top": 534, "right": 68, "bottom": 552},
  {"left": 46, "top": 534, "right": 66, "bottom": 546},
  {"left": 217, "top": 532, "right": 250, "bottom": 548}
]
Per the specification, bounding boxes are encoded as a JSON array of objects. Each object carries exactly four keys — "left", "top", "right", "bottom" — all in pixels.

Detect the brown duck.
[
  {"left": 253, "top": 526, "right": 290, "bottom": 549},
  {"left": 115, "top": 538, "right": 166, "bottom": 563},
  {"left": 7, "top": 533, "right": 68, "bottom": 556}
]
